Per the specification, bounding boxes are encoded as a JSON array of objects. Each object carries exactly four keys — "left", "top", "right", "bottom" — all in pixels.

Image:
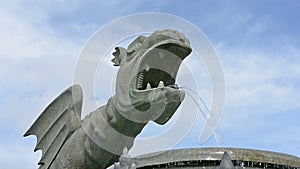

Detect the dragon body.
[{"left": 24, "top": 30, "right": 192, "bottom": 169}]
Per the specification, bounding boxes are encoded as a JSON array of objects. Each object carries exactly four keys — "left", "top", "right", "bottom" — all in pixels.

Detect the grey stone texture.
[
  {"left": 24, "top": 29, "right": 192, "bottom": 169},
  {"left": 132, "top": 148, "right": 300, "bottom": 168}
]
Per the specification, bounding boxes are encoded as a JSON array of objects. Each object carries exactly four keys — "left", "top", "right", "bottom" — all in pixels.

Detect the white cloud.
[
  {"left": 0, "top": 10, "right": 44, "bottom": 60},
  {"left": 0, "top": 2, "right": 87, "bottom": 168},
  {"left": 224, "top": 49, "right": 300, "bottom": 111},
  {"left": 215, "top": 42, "right": 300, "bottom": 155}
]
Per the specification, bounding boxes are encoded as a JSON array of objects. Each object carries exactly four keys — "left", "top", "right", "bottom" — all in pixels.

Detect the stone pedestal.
[{"left": 131, "top": 148, "right": 300, "bottom": 168}]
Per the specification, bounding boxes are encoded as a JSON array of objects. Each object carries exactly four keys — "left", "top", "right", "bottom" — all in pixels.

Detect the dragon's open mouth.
[
  {"left": 136, "top": 68, "right": 177, "bottom": 90},
  {"left": 135, "top": 42, "right": 191, "bottom": 91}
]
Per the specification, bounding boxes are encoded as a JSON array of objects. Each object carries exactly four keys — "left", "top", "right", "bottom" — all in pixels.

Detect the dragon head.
[{"left": 112, "top": 29, "right": 192, "bottom": 125}]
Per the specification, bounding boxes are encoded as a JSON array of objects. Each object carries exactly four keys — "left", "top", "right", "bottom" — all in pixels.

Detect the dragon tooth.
[
  {"left": 139, "top": 72, "right": 144, "bottom": 79},
  {"left": 137, "top": 72, "right": 144, "bottom": 84},
  {"left": 138, "top": 78, "right": 143, "bottom": 84},
  {"left": 146, "top": 83, "right": 152, "bottom": 89},
  {"left": 158, "top": 81, "right": 164, "bottom": 88},
  {"left": 137, "top": 72, "right": 144, "bottom": 89},
  {"left": 137, "top": 82, "right": 142, "bottom": 89}
]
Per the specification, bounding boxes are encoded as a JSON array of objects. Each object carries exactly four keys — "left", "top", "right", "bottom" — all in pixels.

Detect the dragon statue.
[{"left": 24, "top": 29, "right": 192, "bottom": 169}]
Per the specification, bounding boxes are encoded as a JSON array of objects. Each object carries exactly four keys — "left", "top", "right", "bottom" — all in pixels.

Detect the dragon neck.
[{"left": 105, "top": 96, "right": 147, "bottom": 137}]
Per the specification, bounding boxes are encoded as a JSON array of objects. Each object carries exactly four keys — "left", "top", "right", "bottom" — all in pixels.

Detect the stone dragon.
[{"left": 24, "top": 29, "right": 192, "bottom": 169}]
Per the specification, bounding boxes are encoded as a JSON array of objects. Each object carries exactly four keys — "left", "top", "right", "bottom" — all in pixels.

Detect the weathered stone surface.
[
  {"left": 219, "top": 151, "right": 234, "bottom": 169},
  {"left": 24, "top": 29, "right": 192, "bottom": 169},
  {"left": 132, "top": 148, "right": 300, "bottom": 168}
]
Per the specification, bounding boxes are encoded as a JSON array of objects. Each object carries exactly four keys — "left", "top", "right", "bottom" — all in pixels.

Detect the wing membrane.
[{"left": 24, "top": 85, "right": 83, "bottom": 169}]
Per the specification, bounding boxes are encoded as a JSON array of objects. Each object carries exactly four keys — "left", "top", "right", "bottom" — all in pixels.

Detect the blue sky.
[{"left": 1, "top": 1, "right": 300, "bottom": 168}]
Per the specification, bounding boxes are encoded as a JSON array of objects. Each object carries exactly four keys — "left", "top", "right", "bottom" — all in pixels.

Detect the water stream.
[{"left": 179, "top": 86, "right": 222, "bottom": 146}]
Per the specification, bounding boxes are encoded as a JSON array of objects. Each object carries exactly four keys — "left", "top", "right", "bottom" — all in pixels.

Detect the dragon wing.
[{"left": 24, "top": 85, "right": 83, "bottom": 169}]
